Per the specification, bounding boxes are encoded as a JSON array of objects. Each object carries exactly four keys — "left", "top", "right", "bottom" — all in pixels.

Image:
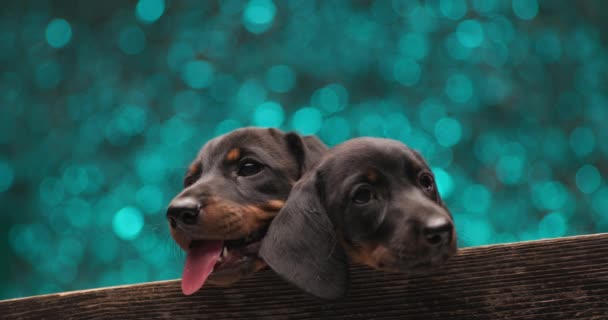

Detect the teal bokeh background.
[{"left": 1, "top": 0, "right": 607, "bottom": 299}]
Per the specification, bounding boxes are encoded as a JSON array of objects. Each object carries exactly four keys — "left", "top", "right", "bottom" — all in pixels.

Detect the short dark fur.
[
  {"left": 260, "top": 137, "right": 457, "bottom": 300},
  {"left": 167, "top": 127, "right": 327, "bottom": 285}
]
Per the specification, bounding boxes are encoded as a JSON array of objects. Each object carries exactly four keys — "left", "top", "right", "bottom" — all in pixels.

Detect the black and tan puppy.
[
  {"left": 166, "top": 127, "right": 327, "bottom": 295},
  {"left": 260, "top": 137, "right": 457, "bottom": 300}
]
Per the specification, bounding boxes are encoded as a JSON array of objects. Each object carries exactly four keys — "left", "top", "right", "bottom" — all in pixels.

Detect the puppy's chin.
[{"left": 169, "top": 217, "right": 272, "bottom": 291}]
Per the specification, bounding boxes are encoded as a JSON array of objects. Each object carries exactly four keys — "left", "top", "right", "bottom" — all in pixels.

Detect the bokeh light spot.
[
  {"left": 214, "top": 119, "right": 243, "bottom": 136},
  {"left": 136, "top": 186, "right": 164, "bottom": 215},
  {"left": 472, "top": 0, "right": 499, "bottom": 15},
  {"left": 575, "top": 165, "right": 601, "bottom": 194},
  {"left": 319, "top": 116, "right": 351, "bottom": 146},
  {"left": 398, "top": 32, "right": 429, "bottom": 60},
  {"left": 252, "top": 101, "right": 284, "bottom": 127},
  {"left": 393, "top": 58, "right": 421, "bottom": 86},
  {"left": 45, "top": 19, "right": 72, "bottom": 48},
  {"left": 535, "top": 32, "right": 562, "bottom": 62},
  {"left": 136, "top": 0, "right": 165, "bottom": 24},
  {"left": 384, "top": 112, "right": 411, "bottom": 140},
  {"left": 462, "top": 184, "right": 492, "bottom": 215},
  {"left": 311, "top": 84, "right": 349, "bottom": 114},
  {"left": 243, "top": 0, "right": 276, "bottom": 34},
  {"left": 418, "top": 98, "right": 446, "bottom": 131},
  {"left": 538, "top": 212, "right": 567, "bottom": 239},
  {"left": 118, "top": 26, "right": 146, "bottom": 55},
  {"left": 292, "top": 107, "right": 323, "bottom": 135},
  {"left": 0, "top": 160, "right": 15, "bottom": 192},
  {"left": 512, "top": 0, "right": 538, "bottom": 20},
  {"left": 62, "top": 166, "right": 89, "bottom": 195},
  {"left": 458, "top": 217, "right": 493, "bottom": 246},
  {"left": 167, "top": 42, "right": 195, "bottom": 72},
  {"left": 496, "top": 155, "right": 525, "bottom": 185},
  {"left": 112, "top": 207, "right": 145, "bottom": 241},
  {"left": 35, "top": 60, "right": 62, "bottom": 89},
  {"left": 408, "top": 5, "right": 438, "bottom": 33},
  {"left": 358, "top": 114, "right": 384, "bottom": 137},
  {"left": 439, "top": 0, "right": 468, "bottom": 20},
  {"left": 181, "top": 60, "right": 214, "bottom": 89},
  {"left": 237, "top": 79, "right": 267, "bottom": 110},
  {"left": 434, "top": 117, "right": 462, "bottom": 147},
  {"left": 531, "top": 181, "right": 569, "bottom": 211},
  {"left": 569, "top": 127, "right": 595, "bottom": 157},
  {"left": 433, "top": 167, "right": 454, "bottom": 198},
  {"left": 265, "top": 65, "right": 296, "bottom": 93},
  {"left": 457, "top": 20, "right": 484, "bottom": 48},
  {"left": 39, "top": 177, "right": 65, "bottom": 206},
  {"left": 445, "top": 73, "right": 473, "bottom": 103},
  {"left": 65, "top": 198, "right": 93, "bottom": 228}
]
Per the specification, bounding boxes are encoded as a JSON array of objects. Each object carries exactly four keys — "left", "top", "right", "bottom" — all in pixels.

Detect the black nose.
[
  {"left": 166, "top": 201, "right": 200, "bottom": 227},
  {"left": 423, "top": 220, "right": 453, "bottom": 246}
]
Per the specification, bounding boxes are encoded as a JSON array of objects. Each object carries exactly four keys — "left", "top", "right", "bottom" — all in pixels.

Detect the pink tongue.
[{"left": 182, "top": 240, "right": 223, "bottom": 295}]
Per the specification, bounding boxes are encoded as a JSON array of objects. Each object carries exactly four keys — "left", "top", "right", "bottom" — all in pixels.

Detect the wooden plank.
[{"left": 2, "top": 233, "right": 608, "bottom": 320}]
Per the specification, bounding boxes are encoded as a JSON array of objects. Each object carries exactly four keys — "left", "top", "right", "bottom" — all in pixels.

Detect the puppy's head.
[
  {"left": 167, "top": 127, "right": 327, "bottom": 295},
  {"left": 260, "top": 137, "right": 457, "bottom": 300}
]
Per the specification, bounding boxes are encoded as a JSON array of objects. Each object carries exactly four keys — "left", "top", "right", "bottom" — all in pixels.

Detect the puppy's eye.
[
  {"left": 184, "top": 175, "right": 198, "bottom": 187},
  {"left": 238, "top": 160, "right": 263, "bottom": 176},
  {"left": 184, "top": 166, "right": 202, "bottom": 187},
  {"left": 418, "top": 172, "right": 435, "bottom": 193},
  {"left": 352, "top": 187, "right": 373, "bottom": 205}
]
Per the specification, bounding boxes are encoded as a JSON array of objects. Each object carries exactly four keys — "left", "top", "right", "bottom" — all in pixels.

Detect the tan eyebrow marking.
[
  {"left": 188, "top": 163, "right": 201, "bottom": 175},
  {"left": 226, "top": 148, "right": 241, "bottom": 162},
  {"left": 367, "top": 169, "right": 378, "bottom": 183}
]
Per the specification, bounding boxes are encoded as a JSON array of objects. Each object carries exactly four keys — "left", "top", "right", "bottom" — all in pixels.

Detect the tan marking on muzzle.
[
  {"left": 338, "top": 234, "right": 397, "bottom": 272},
  {"left": 169, "top": 197, "right": 284, "bottom": 248},
  {"left": 261, "top": 200, "right": 285, "bottom": 211},
  {"left": 180, "top": 198, "right": 283, "bottom": 239}
]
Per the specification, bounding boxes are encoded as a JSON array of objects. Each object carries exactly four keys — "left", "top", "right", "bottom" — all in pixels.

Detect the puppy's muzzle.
[
  {"left": 166, "top": 197, "right": 200, "bottom": 228},
  {"left": 422, "top": 217, "right": 454, "bottom": 247}
]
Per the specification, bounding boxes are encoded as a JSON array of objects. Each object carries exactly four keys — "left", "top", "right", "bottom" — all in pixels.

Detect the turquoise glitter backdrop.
[{"left": 1, "top": 0, "right": 607, "bottom": 299}]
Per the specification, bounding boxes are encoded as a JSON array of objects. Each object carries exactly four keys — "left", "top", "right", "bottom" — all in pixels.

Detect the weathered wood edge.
[{"left": 2, "top": 233, "right": 608, "bottom": 320}]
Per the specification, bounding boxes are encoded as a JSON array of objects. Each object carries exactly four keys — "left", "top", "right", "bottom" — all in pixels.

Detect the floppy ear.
[
  {"left": 259, "top": 172, "right": 348, "bottom": 300},
  {"left": 285, "top": 132, "right": 328, "bottom": 178}
]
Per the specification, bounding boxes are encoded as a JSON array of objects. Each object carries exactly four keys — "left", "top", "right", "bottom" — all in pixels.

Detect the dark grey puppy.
[
  {"left": 166, "top": 127, "right": 327, "bottom": 295},
  {"left": 260, "top": 137, "right": 457, "bottom": 300}
]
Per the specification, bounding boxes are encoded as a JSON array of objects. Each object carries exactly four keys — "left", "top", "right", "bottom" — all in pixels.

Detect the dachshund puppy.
[
  {"left": 166, "top": 127, "right": 327, "bottom": 295},
  {"left": 260, "top": 137, "right": 457, "bottom": 300}
]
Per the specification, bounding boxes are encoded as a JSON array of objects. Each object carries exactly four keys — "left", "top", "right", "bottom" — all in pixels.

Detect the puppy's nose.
[
  {"left": 166, "top": 197, "right": 200, "bottom": 227},
  {"left": 422, "top": 217, "right": 453, "bottom": 246}
]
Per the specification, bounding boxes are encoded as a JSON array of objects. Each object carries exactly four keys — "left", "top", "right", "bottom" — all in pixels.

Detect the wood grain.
[{"left": 2, "top": 233, "right": 608, "bottom": 320}]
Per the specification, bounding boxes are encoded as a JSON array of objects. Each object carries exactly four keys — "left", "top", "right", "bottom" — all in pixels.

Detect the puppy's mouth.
[{"left": 181, "top": 225, "right": 268, "bottom": 295}]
